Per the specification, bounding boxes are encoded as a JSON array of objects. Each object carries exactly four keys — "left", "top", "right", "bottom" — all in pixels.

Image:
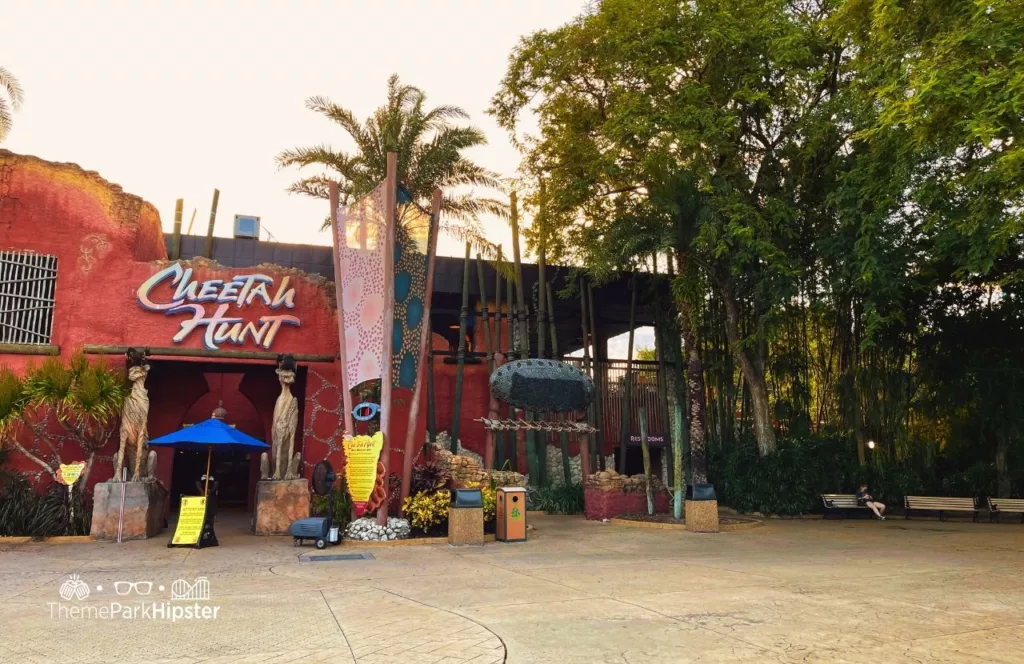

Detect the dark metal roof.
[{"left": 168, "top": 234, "right": 665, "bottom": 352}]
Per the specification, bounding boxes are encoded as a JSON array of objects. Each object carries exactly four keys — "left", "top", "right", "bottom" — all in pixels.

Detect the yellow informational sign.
[
  {"left": 57, "top": 462, "right": 87, "bottom": 486},
  {"left": 171, "top": 497, "right": 208, "bottom": 546},
  {"left": 342, "top": 432, "right": 384, "bottom": 516}
]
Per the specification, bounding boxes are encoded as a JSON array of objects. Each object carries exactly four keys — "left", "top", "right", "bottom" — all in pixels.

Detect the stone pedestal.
[
  {"left": 448, "top": 507, "right": 485, "bottom": 546},
  {"left": 255, "top": 479, "right": 310, "bottom": 535},
  {"left": 685, "top": 500, "right": 720, "bottom": 533},
  {"left": 91, "top": 480, "right": 166, "bottom": 541}
]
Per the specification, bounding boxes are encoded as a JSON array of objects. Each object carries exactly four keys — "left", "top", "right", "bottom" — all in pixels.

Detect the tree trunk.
[
  {"left": 717, "top": 278, "right": 777, "bottom": 456},
  {"left": 677, "top": 295, "right": 709, "bottom": 484},
  {"left": 996, "top": 434, "right": 1010, "bottom": 498}
]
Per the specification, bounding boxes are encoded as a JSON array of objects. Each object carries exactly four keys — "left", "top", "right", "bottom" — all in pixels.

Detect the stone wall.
[{"left": 584, "top": 486, "right": 671, "bottom": 520}]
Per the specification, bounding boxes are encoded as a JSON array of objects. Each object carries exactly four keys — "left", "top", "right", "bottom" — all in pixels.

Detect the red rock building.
[{"left": 0, "top": 151, "right": 663, "bottom": 511}]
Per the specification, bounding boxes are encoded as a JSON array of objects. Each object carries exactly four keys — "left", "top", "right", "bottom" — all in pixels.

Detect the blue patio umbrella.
[{"left": 149, "top": 417, "right": 269, "bottom": 496}]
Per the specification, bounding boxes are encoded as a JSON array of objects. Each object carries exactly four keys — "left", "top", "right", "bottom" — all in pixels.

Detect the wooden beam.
[
  {"left": 0, "top": 343, "right": 59, "bottom": 356},
  {"left": 82, "top": 344, "right": 334, "bottom": 363}
]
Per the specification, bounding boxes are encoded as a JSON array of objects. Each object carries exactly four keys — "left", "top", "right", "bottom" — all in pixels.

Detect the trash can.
[
  {"left": 496, "top": 487, "right": 527, "bottom": 542},
  {"left": 448, "top": 488, "right": 484, "bottom": 546},
  {"left": 685, "top": 483, "right": 719, "bottom": 533}
]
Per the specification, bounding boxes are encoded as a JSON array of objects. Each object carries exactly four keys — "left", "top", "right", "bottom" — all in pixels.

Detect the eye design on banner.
[
  {"left": 137, "top": 263, "right": 300, "bottom": 351},
  {"left": 352, "top": 402, "right": 380, "bottom": 422}
]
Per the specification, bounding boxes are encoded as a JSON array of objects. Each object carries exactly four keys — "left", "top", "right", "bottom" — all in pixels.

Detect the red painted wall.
[{"left": 0, "top": 151, "right": 431, "bottom": 508}]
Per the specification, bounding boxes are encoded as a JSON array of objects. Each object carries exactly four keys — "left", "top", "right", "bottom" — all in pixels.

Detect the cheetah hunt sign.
[{"left": 137, "top": 263, "right": 300, "bottom": 350}]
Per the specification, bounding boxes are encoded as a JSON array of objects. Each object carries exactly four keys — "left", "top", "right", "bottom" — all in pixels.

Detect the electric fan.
[{"left": 287, "top": 460, "right": 338, "bottom": 549}]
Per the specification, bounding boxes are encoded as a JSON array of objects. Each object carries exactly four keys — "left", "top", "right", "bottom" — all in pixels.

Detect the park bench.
[
  {"left": 904, "top": 496, "right": 978, "bottom": 521},
  {"left": 987, "top": 497, "right": 1024, "bottom": 523},
  {"left": 820, "top": 494, "right": 871, "bottom": 519}
]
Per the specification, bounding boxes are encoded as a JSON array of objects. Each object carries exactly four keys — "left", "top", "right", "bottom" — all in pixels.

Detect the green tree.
[
  {"left": 0, "top": 66, "right": 24, "bottom": 142},
  {"left": 278, "top": 74, "right": 506, "bottom": 243},
  {"left": 0, "top": 354, "right": 125, "bottom": 488}
]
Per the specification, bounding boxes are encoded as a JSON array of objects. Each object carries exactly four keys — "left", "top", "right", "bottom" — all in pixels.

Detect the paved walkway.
[{"left": 1, "top": 515, "right": 1023, "bottom": 663}]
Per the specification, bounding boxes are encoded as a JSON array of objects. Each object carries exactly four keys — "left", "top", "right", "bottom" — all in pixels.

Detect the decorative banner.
[
  {"left": 343, "top": 432, "right": 385, "bottom": 516},
  {"left": 391, "top": 200, "right": 433, "bottom": 389},
  {"left": 137, "top": 262, "right": 300, "bottom": 350},
  {"left": 170, "top": 497, "right": 207, "bottom": 547},
  {"left": 335, "top": 183, "right": 388, "bottom": 391},
  {"left": 56, "top": 462, "right": 87, "bottom": 486}
]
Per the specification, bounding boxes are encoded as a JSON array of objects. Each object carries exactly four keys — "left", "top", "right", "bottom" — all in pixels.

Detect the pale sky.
[{"left": 1, "top": 0, "right": 653, "bottom": 356}]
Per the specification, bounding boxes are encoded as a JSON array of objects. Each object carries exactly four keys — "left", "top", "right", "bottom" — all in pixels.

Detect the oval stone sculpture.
[{"left": 490, "top": 359, "right": 595, "bottom": 413}]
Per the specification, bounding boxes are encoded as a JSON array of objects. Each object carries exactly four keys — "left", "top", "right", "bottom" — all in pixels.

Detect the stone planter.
[
  {"left": 254, "top": 479, "right": 310, "bottom": 535},
  {"left": 91, "top": 480, "right": 166, "bottom": 541}
]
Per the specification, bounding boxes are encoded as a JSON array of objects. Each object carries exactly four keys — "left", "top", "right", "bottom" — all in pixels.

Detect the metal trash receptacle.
[
  {"left": 496, "top": 487, "right": 527, "bottom": 542},
  {"left": 449, "top": 489, "right": 484, "bottom": 546}
]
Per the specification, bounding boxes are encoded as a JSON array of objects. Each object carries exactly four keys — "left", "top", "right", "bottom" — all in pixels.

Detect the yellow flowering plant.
[
  {"left": 402, "top": 490, "right": 451, "bottom": 534},
  {"left": 482, "top": 486, "right": 496, "bottom": 523}
]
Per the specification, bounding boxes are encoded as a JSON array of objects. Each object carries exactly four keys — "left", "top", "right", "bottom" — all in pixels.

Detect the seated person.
[{"left": 856, "top": 484, "right": 886, "bottom": 520}]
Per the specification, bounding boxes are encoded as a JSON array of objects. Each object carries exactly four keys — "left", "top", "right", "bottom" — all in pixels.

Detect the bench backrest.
[
  {"left": 904, "top": 496, "right": 977, "bottom": 510},
  {"left": 988, "top": 497, "right": 1024, "bottom": 512},
  {"left": 821, "top": 494, "right": 863, "bottom": 508}
]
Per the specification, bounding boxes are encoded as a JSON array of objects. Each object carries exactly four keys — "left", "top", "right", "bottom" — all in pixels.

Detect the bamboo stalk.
[
  {"left": 546, "top": 282, "right": 571, "bottom": 484},
  {"left": 587, "top": 281, "right": 604, "bottom": 471},
  {"left": 672, "top": 401, "right": 684, "bottom": 520},
  {"left": 171, "top": 199, "right": 183, "bottom": 260},
  {"left": 618, "top": 278, "right": 638, "bottom": 474},
  {"left": 506, "top": 265, "right": 518, "bottom": 472},
  {"left": 450, "top": 242, "right": 472, "bottom": 454},
  {"left": 494, "top": 245, "right": 504, "bottom": 469},
  {"left": 640, "top": 407, "right": 653, "bottom": 515},
  {"left": 204, "top": 189, "right": 220, "bottom": 259},
  {"left": 477, "top": 253, "right": 497, "bottom": 470},
  {"left": 580, "top": 277, "right": 596, "bottom": 475},
  {"left": 511, "top": 192, "right": 539, "bottom": 485},
  {"left": 652, "top": 254, "right": 673, "bottom": 488}
]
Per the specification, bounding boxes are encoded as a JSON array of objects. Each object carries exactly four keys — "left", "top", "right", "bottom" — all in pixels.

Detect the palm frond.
[{"left": 0, "top": 67, "right": 24, "bottom": 109}]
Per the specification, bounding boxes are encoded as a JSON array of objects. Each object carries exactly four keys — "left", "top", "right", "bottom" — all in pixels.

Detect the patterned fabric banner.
[
  {"left": 391, "top": 200, "right": 433, "bottom": 389},
  {"left": 335, "top": 183, "right": 388, "bottom": 391}
]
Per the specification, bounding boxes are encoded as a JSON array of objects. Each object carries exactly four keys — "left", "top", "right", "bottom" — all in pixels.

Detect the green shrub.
[
  {"left": 528, "top": 483, "right": 585, "bottom": 514},
  {"left": 311, "top": 476, "right": 354, "bottom": 533}
]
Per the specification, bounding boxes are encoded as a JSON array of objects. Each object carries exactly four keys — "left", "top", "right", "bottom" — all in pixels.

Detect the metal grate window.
[{"left": 0, "top": 250, "right": 58, "bottom": 345}]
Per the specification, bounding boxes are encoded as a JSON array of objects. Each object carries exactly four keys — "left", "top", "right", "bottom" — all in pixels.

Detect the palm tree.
[
  {"left": 277, "top": 74, "right": 506, "bottom": 245},
  {"left": 0, "top": 66, "right": 24, "bottom": 142}
]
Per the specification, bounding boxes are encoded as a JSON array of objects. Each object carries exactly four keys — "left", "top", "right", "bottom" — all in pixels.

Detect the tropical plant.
[
  {"left": 0, "top": 353, "right": 125, "bottom": 487},
  {"left": 527, "top": 483, "right": 584, "bottom": 514},
  {"left": 278, "top": 73, "right": 506, "bottom": 248},
  {"left": 411, "top": 460, "right": 451, "bottom": 495},
  {"left": 311, "top": 475, "right": 354, "bottom": 534},
  {"left": 481, "top": 486, "right": 497, "bottom": 523},
  {"left": 0, "top": 66, "right": 23, "bottom": 142},
  {"left": 402, "top": 490, "right": 451, "bottom": 534}
]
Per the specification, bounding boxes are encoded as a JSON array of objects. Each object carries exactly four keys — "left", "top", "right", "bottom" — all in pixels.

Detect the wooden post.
[
  {"left": 544, "top": 282, "right": 571, "bottom": 485},
  {"left": 450, "top": 242, "right": 472, "bottom": 454},
  {"left": 378, "top": 152, "right": 399, "bottom": 526},
  {"left": 400, "top": 189, "right": 442, "bottom": 512},
  {"left": 587, "top": 281, "right": 604, "bottom": 471},
  {"left": 618, "top": 278, "right": 638, "bottom": 475},
  {"left": 477, "top": 253, "right": 496, "bottom": 470},
  {"left": 511, "top": 192, "right": 539, "bottom": 485},
  {"left": 170, "top": 199, "right": 183, "bottom": 260},
  {"left": 328, "top": 182, "right": 355, "bottom": 436},
  {"left": 640, "top": 407, "right": 653, "bottom": 515},
  {"left": 204, "top": 189, "right": 220, "bottom": 259},
  {"left": 203, "top": 447, "right": 212, "bottom": 497},
  {"left": 580, "top": 277, "right": 597, "bottom": 474}
]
